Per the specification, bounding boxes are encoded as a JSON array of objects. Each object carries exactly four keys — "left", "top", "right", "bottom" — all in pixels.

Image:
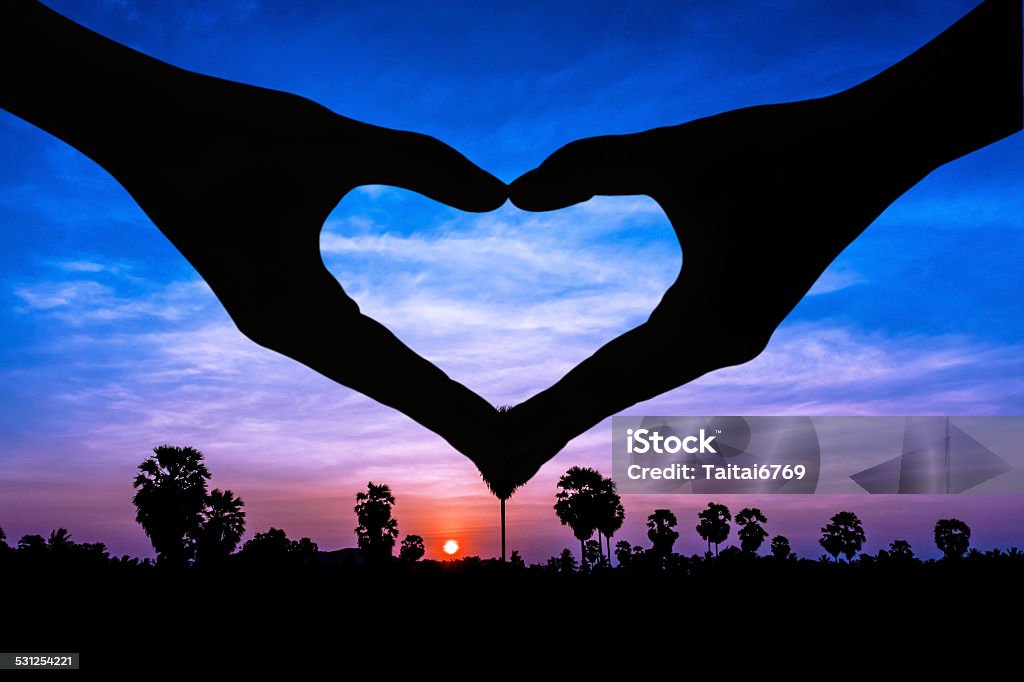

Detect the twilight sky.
[{"left": 1, "top": 0, "right": 1022, "bottom": 562}]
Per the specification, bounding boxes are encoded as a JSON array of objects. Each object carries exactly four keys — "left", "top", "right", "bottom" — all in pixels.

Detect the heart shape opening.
[{"left": 319, "top": 189, "right": 681, "bottom": 408}]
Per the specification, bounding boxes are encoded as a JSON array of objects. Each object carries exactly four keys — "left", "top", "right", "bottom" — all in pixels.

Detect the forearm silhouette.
[
  {"left": 489, "top": 0, "right": 1022, "bottom": 493},
  {"left": 0, "top": 1, "right": 508, "bottom": 466}
]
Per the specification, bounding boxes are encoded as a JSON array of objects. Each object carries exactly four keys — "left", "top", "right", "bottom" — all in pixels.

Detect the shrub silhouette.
[
  {"left": 615, "top": 540, "right": 634, "bottom": 569},
  {"left": 770, "top": 535, "right": 792, "bottom": 560},
  {"left": 934, "top": 519, "right": 971, "bottom": 559},
  {"left": 647, "top": 509, "right": 680, "bottom": 561},
  {"left": 399, "top": 534, "right": 425, "bottom": 562},
  {"left": 240, "top": 527, "right": 317, "bottom": 565},
  {"left": 888, "top": 540, "right": 915, "bottom": 561}
]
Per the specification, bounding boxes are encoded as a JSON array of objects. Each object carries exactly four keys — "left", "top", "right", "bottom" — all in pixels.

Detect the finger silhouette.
[
  {"left": 509, "top": 133, "right": 661, "bottom": 211},
  {"left": 362, "top": 127, "right": 507, "bottom": 212}
]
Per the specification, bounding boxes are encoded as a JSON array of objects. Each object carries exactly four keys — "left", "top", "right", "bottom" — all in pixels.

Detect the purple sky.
[{"left": 1, "top": 0, "right": 1022, "bottom": 561}]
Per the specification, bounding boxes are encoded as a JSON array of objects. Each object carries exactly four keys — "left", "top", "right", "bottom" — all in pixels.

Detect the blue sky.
[{"left": 1, "top": 0, "right": 1022, "bottom": 560}]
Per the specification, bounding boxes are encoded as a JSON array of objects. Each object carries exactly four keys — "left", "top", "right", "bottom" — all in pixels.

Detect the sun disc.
[{"left": 443, "top": 539, "right": 459, "bottom": 555}]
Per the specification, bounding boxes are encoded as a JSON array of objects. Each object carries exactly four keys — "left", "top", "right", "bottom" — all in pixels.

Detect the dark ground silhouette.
[
  {"left": 4, "top": 534, "right": 1022, "bottom": 664},
  {"left": 4, "top": 455, "right": 1022, "bottom": 660}
]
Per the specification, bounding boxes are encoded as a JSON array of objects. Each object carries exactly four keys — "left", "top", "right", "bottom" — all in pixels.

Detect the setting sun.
[{"left": 443, "top": 539, "right": 459, "bottom": 555}]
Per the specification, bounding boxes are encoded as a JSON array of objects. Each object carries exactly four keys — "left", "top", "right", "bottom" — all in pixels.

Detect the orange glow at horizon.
[{"left": 443, "top": 539, "right": 459, "bottom": 555}]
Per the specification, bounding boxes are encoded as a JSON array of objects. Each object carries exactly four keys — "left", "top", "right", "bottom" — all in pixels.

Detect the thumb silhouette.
[
  {"left": 509, "top": 134, "right": 658, "bottom": 211},
  {"left": 365, "top": 128, "right": 506, "bottom": 213}
]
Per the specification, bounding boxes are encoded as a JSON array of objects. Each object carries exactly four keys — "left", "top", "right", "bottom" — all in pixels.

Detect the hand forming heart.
[{"left": 2, "top": 0, "right": 1020, "bottom": 498}]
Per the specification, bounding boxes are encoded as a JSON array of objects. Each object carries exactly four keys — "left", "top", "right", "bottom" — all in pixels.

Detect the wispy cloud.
[
  {"left": 13, "top": 277, "right": 209, "bottom": 324},
  {"left": 52, "top": 260, "right": 118, "bottom": 274}
]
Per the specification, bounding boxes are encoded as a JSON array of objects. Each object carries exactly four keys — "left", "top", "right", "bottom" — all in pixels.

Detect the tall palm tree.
[
  {"left": 647, "top": 509, "right": 679, "bottom": 561},
  {"left": 491, "top": 405, "right": 522, "bottom": 562},
  {"left": 196, "top": 488, "right": 246, "bottom": 564},
  {"left": 132, "top": 445, "right": 211, "bottom": 566},
  {"left": 934, "top": 518, "right": 971, "bottom": 559},
  {"left": 596, "top": 475, "right": 625, "bottom": 566},
  {"left": 735, "top": 507, "right": 769, "bottom": 554},
  {"left": 554, "top": 466, "right": 604, "bottom": 569},
  {"left": 819, "top": 511, "right": 866, "bottom": 562},
  {"left": 696, "top": 502, "right": 732, "bottom": 556},
  {"left": 354, "top": 481, "right": 399, "bottom": 561}
]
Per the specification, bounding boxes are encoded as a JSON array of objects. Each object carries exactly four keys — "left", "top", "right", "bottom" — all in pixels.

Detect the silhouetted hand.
[
  {"left": 480, "top": 0, "right": 1022, "bottom": 496},
  {"left": 488, "top": 98, "right": 888, "bottom": 493},
  {"left": 1, "top": 0, "right": 507, "bottom": 470},
  {"left": 119, "top": 83, "right": 510, "bottom": 464}
]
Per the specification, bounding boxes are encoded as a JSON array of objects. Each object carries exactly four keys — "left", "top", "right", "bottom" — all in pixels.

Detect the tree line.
[
  {"left": 0, "top": 447, "right": 1016, "bottom": 572},
  {"left": 549, "top": 465, "right": 988, "bottom": 570}
]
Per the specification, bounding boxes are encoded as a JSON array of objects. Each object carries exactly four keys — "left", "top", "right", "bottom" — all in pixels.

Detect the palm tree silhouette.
[
  {"left": 596, "top": 474, "right": 625, "bottom": 566},
  {"left": 557, "top": 548, "right": 578, "bottom": 574},
  {"left": 770, "top": 535, "right": 792, "bottom": 560},
  {"left": 500, "top": 495, "right": 506, "bottom": 563},
  {"left": 934, "top": 518, "right": 971, "bottom": 559},
  {"left": 196, "top": 488, "right": 246, "bottom": 565},
  {"left": 354, "top": 481, "right": 399, "bottom": 561},
  {"left": 492, "top": 405, "right": 518, "bottom": 562},
  {"left": 696, "top": 502, "right": 732, "bottom": 556},
  {"left": 647, "top": 509, "right": 679, "bottom": 561},
  {"left": 47, "top": 527, "right": 73, "bottom": 551},
  {"left": 819, "top": 511, "right": 866, "bottom": 562},
  {"left": 554, "top": 466, "right": 604, "bottom": 569},
  {"left": 736, "top": 507, "right": 769, "bottom": 555},
  {"left": 132, "top": 445, "right": 211, "bottom": 566}
]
